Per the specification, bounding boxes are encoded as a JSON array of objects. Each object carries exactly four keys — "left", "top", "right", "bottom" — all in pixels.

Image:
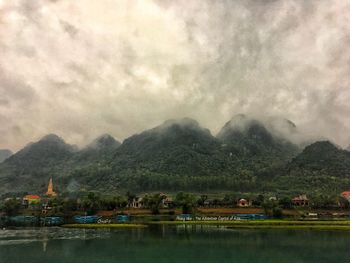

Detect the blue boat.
[
  {"left": 73, "top": 215, "right": 101, "bottom": 224},
  {"left": 40, "top": 217, "right": 64, "bottom": 226},
  {"left": 233, "top": 214, "right": 268, "bottom": 220},
  {"left": 9, "top": 216, "right": 39, "bottom": 225},
  {"left": 116, "top": 215, "right": 130, "bottom": 223}
]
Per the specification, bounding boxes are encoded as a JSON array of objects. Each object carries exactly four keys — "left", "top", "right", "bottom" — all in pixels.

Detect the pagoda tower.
[{"left": 46, "top": 177, "right": 57, "bottom": 197}]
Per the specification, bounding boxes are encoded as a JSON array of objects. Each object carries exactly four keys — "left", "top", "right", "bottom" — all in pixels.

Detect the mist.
[{"left": 0, "top": 0, "right": 349, "bottom": 151}]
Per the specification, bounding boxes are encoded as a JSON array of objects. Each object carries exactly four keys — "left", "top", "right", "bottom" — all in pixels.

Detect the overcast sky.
[{"left": 0, "top": 0, "right": 349, "bottom": 151}]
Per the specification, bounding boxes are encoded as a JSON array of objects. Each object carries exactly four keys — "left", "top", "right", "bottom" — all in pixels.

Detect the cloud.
[{"left": 0, "top": 0, "right": 349, "bottom": 151}]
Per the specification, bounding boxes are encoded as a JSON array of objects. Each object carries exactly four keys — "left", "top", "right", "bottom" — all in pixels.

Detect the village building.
[
  {"left": 4, "top": 197, "right": 21, "bottom": 202},
  {"left": 292, "top": 194, "right": 309, "bottom": 206},
  {"left": 340, "top": 191, "right": 350, "bottom": 202},
  {"left": 238, "top": 198, "right": 251, "bottom": 207},
  {"left": 23, "top": 195, "right": 41, "bottom": 209},
  {"left": 41, "top": 177, "right": 58, "bottom": 213},
  {"left": 162, "top": 196, "right": 174, "bottom": 208},
  {"left": 203, "top": 200, "right": 211, "bottom": 207},
  {"left": 130, "top": 197, "right": 144, "bottom": 208},
  {"left": 269, "top": 196, "right": 277, "bottom": 202}
]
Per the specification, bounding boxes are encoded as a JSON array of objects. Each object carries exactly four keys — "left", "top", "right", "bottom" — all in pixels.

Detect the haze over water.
[{"left": 1, "top": 225, "right": 350, "bottom": 263}]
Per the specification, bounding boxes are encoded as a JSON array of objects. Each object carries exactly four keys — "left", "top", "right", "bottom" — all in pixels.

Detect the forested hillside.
[
  {"left": 269, "top": 141, "right": 350, "bottom": 194},
  {"left": 0, "top": 116, "right": 349, "bottom": 195},
  {"left": 0, "top": 149, "right": 12, "bottom": 163}
]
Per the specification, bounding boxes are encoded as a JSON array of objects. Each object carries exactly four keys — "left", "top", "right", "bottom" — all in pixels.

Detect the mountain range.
[
  {"left": 0, "top": 149, "right": 12, "bottom": 163},
  {"left": 0, "top": 114, "right": 349, "bottom": 195}
]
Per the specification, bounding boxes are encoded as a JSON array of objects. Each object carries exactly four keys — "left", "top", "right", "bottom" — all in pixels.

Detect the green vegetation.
[
  {"left": 0, "top": 116, "right": 350, "bottom": 196},
  {"left": 62, "top": 220, "right": 350, "bottom": 231},
  {"left": 142, "top": 193, "right": 166, "bottom": 214},
  {"left": 2, "top": 198, "right": 22, "bottom": 216},
  {"left": 1, "top": 189, "right": 350, "bottom": 218},
  {"left": 175, "top": 192, "right": 196, "bottom": 214}
]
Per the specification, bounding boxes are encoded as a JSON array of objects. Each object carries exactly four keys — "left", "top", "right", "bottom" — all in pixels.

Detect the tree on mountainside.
[
  {"left": 197, "top": 195, "right": 208, "bottom": 206},
  {"left": 175, "top": 192, "right": 197, "bottom": 214},
  {"left": 81, "top": 192, "right": 100, "bottom": 215},
  {"left": 145, "top": 193, "right": 166, "bottom": 215},
  {"left": 2, "top": 199, "right": 22, "bottom": 216},
  {"left": 262, "top": 199, "right": 282, "bottom": 218}
]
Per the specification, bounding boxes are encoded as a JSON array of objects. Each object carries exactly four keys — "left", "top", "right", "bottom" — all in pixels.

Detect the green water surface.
[{"left": 0, "top": 225, "right": 349, "bottom": 263}]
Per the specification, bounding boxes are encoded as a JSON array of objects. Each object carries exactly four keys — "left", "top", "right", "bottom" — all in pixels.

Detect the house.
[
  {"left": 269, "top": 196, "right": 277, "bottom": 202},
  {"left": 292, "top": 194, "right": 309, "bottom": 206},
  {"left": 203, "top": 200, "right": 211, "bottom": 207},
  {"left": 23, "top": 195, "right": 41, "bottom": 208},
  {"left": 130, "top": 197, "right": 144, "bottom": 208},
  {"left": 162, "top": 196, "right": 174, "bottom": 208},
  {"left": 238, "top": 198, "right": 251, "bottom": 207},
  {"left": 340, "top": 191, "right": 350, "bottom": 202},
  {"left": 4, "top": 197, "right": 21, "bottom": 202}
]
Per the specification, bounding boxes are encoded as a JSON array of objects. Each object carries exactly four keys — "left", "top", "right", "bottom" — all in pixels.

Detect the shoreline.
[
  {"left": 145, "top": 220, "right": 350, "bottom": 231},
  {"left": 62, "top": 223, "right": 147, "bottom": 229},
  {"left": 58, "top": 220, "right": 350, "bottom": 231}
]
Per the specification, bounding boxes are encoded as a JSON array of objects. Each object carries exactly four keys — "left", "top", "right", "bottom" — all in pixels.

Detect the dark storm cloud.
[{"left": 0, "top": 0, "right": 349, "bottom": 151}]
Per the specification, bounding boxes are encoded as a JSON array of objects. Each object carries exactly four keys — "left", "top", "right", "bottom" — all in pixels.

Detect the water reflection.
[
  {"left": 1, "top": 226, "right": 350, "bottom": 263},
  {"left": 0, "top": 227, "right": 112, "bottom": 246}
]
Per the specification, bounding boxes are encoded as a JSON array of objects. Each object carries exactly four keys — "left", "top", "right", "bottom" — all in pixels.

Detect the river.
[{"left": 0, "top": 225, "right": 349, "bottom": 263}]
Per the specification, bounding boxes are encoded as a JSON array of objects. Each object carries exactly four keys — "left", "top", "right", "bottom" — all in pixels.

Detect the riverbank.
[
  {"left": 62, "top": 223, "right": 147, "bottom": 229},
  {"left": 60, "top": 220, "right": 350, "bottom": 231},
  {"left": 147, "top": 220, "right": 350, "bottom": 231}
]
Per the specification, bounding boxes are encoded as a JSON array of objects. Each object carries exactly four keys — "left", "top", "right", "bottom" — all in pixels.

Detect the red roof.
[
  {"left": 341, "top": 191, "right": 350, "bottom": 196},
  {"left": 24, "top": 195, "right": 40, "bottom": 199}
]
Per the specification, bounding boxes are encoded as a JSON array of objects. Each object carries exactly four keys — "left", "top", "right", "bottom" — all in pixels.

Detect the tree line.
[{"left": 1, "top": 191, "right": 349, "bottom": 217}]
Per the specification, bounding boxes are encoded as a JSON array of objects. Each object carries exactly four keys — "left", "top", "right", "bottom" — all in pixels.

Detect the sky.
[{"left": 0, "top": 0, "right": 349, "bottom": 151}]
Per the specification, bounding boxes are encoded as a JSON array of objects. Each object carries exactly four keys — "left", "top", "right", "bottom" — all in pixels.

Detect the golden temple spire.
[{"left": 46, "top": 177, "right": 57, "bottom": 197}]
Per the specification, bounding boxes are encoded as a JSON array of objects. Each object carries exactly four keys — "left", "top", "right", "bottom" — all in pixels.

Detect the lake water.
[{"left": 1, "top": 225, "right": 350, "bottom": 263}]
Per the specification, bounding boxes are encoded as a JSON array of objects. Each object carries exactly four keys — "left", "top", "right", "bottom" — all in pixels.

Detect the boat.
[
  {"left": 233, "top": 214, "right": 268, "bottom": 220},
  {"left": 40, "top": 217, "right": 64, "bottom": 226},
  {"left": 116, "top": 215, "right": 130, "bottom": 223},
  {"left": 73, "top": 215, "right": 101, "bottom": 224},
  {"left": 9, "top": 216, "right": 39, "bottom": 225}
]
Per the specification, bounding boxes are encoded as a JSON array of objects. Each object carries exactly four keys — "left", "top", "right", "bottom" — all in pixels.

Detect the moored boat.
[
  {"left": 233, "top": 214, "right": 268, "bottom": 220},
  {"left": 8, "top": 216, "right": 39, "bottom": 226},
  {"left": 40, "top": 216, "right": 64, "bottom": 226},
  {"left": 73, "top": 215, "right": 101, "bottom": 224},
  {"left": 116, "top": 215, "right": 130, "bottom": 223}
]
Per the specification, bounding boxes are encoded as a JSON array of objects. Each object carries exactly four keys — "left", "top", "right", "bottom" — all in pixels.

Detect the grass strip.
[
  {"left": 146, "top": 220, "right": 350, "bottom": 230},
  {"left": 62, "top": 224, "right": 147, "bottom": 229},
  {"left": 225, "top": 225, "right": 350, "bottom": 231}
]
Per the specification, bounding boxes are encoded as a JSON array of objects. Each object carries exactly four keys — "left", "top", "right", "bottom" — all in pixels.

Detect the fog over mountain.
[
  {"left": 1, "top": 116, "right": 349, "bottom": 194},
  {"left": 0, "top": 0, "right": 349, "bottom": 151},
  {"left": 0, "top": 149, "right": 12, "bottom": 163}
]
